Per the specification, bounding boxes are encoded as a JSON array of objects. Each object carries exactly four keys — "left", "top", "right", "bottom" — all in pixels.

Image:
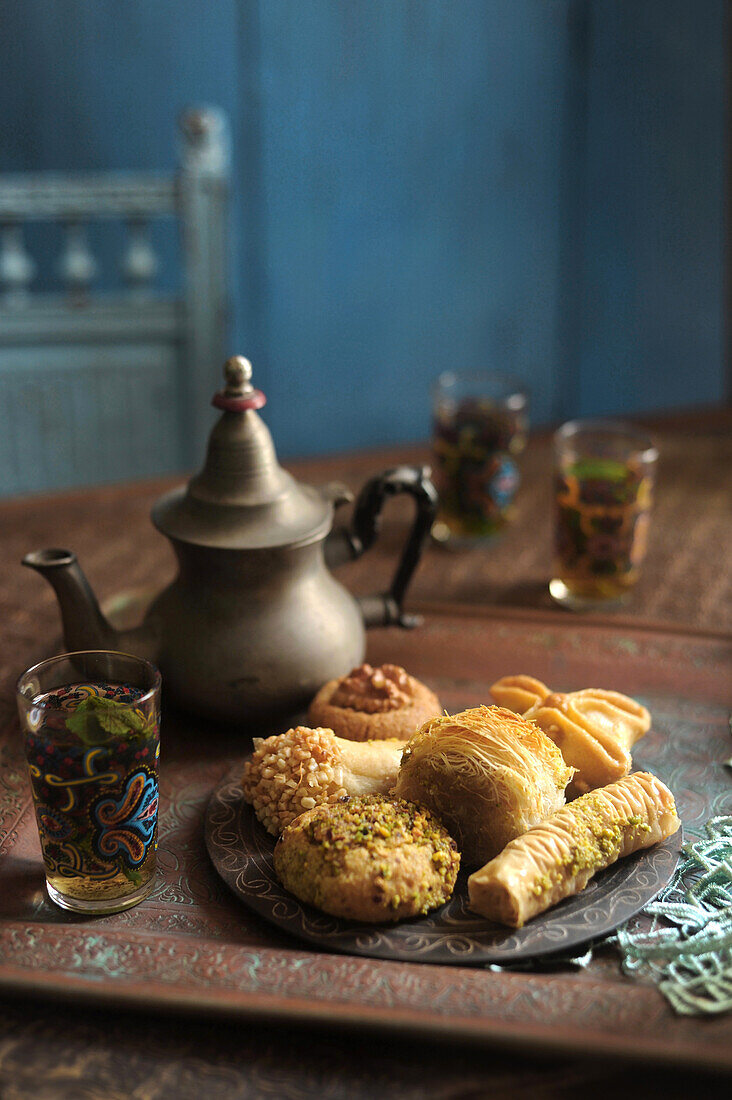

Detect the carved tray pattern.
[
  {"left": 206, "top": 775, "right": 682, "bottom": 964},
  {"left": 1, "top": 609, "right": 731, "bottom": 1070}
]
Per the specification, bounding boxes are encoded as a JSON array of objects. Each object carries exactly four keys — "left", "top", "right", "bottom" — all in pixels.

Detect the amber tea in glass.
[
  {"left": 550, "top": 420, "right": 658, "bottom": 611},
  {"left": 16, "top": 650, "right": 161, "bottom": 914},
  {"left": 431, "top": 372, "right": 529, "bottom": 545}
]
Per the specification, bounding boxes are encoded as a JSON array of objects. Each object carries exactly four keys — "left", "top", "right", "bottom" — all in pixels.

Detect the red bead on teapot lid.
[{"left": 211, "top": 356, "right": 267, "bottom": 412}]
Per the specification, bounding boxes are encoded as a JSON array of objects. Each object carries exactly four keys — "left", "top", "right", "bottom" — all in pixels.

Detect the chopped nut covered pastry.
[
  {"left": 242, "top": 725, "right": 404, "bottom": 835},
  {"left": 308, "top": 663, "right": 441, "bottom": 741},
  {"left": 274, "top": 795, "right": 460, "bottom": 922},
  {"left": 393, "top": 706, "right": 574, "bottom": 866},
  {"left": 468, "top": 771, "right": 680, "bottom": 927},
  {"left": 490, "top": 676, "right": 651, "bottom": 797}
]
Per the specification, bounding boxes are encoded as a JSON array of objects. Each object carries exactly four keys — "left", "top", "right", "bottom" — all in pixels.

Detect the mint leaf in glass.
[
  {"left": 122, "top": 864, "right": 143, "bottom": 887},
  {"left": 570, "top": 458, "right": 631, "bottom": 482},
  {"left": 65, "top": 696, "right": 149, "bottom": 745}
]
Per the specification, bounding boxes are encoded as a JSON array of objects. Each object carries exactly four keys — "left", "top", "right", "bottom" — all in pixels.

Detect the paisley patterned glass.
[
  {"left": 550, "top": 420, "right": 658, "bottom": 611},
  {"left": 431, "top": 371, "right": 529, "bottom": 545},
  {"left": 16, "top": 650, "right": 161, "bottom": 914}
]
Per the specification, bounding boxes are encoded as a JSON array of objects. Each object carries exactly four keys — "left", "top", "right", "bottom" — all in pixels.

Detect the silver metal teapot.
[{"left": 23, "top": 357, "right": 437, "bottom": 725}]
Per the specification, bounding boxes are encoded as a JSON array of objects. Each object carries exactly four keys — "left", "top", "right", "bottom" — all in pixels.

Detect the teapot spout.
[{"left": 23, "top": 548, "right": 122, "bottom": 653}]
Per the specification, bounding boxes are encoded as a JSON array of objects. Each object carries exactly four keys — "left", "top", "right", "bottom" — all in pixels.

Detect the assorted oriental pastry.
[
  {"left": 392, "top": 705, "right": 573, "bottom": 865},
  {"left": 307, "top": 662, "right": 441, "bottom": 741},
  {"left": 239, "top": 663, "right": 678, "bottom": 931},
  {"left": 242, "top": 725, "right": 404, "bottom": 835},
  {"left": 490, "top": 674, "right": 651, "bottom": 797},
  {"left": 274, "top": 795, "right": 460, "bottom": 922},
  {"left": 467, "top": 771, "right": 680, "bottom": 927}
]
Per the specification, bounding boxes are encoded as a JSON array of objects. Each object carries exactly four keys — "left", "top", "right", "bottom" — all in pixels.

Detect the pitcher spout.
[{"left": 22, "top": 548, "right": 121, "bottom": 653}]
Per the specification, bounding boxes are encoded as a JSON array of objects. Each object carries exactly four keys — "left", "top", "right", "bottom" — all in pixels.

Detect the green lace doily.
[{"left": 615, "top": 815, "right": 732, "bottom": 1015}]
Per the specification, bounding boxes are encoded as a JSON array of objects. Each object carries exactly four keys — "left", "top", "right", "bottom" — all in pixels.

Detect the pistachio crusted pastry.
[
  {"left": 490, "top": 674, "right": 651, "bottom": 796},
  {"left": 468, "top": 771, "right": 680, "bottom": 928},
  {"left": 242, "top": 725, "right": 404, "bottom": 835},
  {"left": 307, "top": 663, "right": 441, "bottom": 742},
  {"left": 273, "top": 795, "right": 460, "bottom": 922},
  {"left": 393, "top": 706, "right": 574, "bottom": 866}
]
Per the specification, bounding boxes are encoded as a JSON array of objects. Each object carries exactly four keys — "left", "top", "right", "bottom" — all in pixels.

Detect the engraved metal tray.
[
  {"left": 206, "top": 775, "right": 682, "bottom": 964},
  {"left": 2, "top": 608, "right": 731, "bottom": 1070}
]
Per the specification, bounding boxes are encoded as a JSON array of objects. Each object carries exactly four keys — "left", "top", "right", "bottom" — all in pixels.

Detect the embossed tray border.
[
  {"left": 1, "top": 915, "right": 731, "bottom": 1071},
  {"left": 1, "top": 607, "right": 731, "bottom": 1071}
]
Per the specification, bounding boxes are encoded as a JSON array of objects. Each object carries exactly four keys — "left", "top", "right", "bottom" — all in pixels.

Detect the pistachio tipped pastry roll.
[
  {"left": 468, "top": 771, "right": 680, "bottom": 928},
  {"left": 393, "top": 706, "right": 574, "bottom": 866},
  {"left": 242, "top": 725, "right": 404, "bottom": 835}
]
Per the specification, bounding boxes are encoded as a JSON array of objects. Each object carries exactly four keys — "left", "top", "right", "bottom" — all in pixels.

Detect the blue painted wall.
[
  {"left": 577, "top": 0, "right": 727, "bottom": 417},
  {"left": 1, "top": 0, "right": 727, "bottom": 484},
  {"left": 251, "top": 2, "right": 571, "bottom": 449}
]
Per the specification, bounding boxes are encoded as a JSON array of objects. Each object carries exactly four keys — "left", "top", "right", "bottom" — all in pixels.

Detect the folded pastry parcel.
[
  {"left": 490, "top": 675, "right": 651, "bottom": 796},
  {"left": 468, "top": 770, "right": 680, "bottom": 928},
  {"left": 488, "top": 675, "right": 551, "bottom": 715}
]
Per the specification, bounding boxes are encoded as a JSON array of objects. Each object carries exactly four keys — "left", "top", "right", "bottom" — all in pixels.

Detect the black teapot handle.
[{"left": 325, "top": 465, "right": 437, "bottom": 629}]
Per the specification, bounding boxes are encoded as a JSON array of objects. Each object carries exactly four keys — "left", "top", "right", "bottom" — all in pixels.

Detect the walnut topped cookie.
[
  {"left": 273, "top": 795, "right": 460, "bottom": 922},
  {"left": 307, "top": 663, "right": 441, "bottom": 741}
]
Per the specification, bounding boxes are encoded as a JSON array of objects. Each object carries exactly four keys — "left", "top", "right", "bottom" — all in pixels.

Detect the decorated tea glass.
[
  {"left": 431, "top": 371, "right": 529, "bottom": 545},
  {"left": 550, "top": 419, "right": 658, "bottom": 611},
  {"left": 16, "top": 650, "right": 161, "bottom": 914}
]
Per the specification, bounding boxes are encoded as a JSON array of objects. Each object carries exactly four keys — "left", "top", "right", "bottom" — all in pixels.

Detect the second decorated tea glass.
[
  {"left": 16, "top": 650, "right": 161, "bottom": 914},
  {"left": 431, "top": 371, "right": 529, "bottom": 545}
]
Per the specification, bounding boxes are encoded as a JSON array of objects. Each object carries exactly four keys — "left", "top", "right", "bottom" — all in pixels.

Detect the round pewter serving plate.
[{"left": 205, "top": 773, "right": 682, "bottom": 965}]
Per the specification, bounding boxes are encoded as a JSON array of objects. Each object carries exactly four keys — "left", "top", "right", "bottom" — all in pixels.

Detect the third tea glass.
[{"left": 550, "top": 420, "right": 658, "bottom": 611}]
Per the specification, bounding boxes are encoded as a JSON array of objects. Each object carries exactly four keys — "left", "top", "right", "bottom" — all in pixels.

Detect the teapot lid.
[{"left": 151, "top": 356, "right": 332, "bottom": 549}]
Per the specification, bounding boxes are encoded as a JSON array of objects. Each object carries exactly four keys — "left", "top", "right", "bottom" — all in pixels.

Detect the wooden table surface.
[{"left": 0, "top": 408, "right": 730, "bottom": 1099}]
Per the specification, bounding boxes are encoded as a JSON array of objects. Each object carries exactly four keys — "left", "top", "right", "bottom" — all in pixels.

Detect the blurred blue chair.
[{"left": 0, "top": 107, "right": 230, "bottom": 496}]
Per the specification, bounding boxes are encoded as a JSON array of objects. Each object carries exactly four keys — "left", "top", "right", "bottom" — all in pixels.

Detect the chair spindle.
[
  {"left": 58, "top": 222, "right": 97, "bottom": 300},
  {"left": 122, "top": 218, "right": 158, "bottom": 296},
  {"left": 0, "top": 224, "right": 36, "bottom": 305}
]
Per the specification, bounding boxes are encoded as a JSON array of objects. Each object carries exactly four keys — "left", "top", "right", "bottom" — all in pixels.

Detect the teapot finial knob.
[
  {"left": 213, "top": 355, "right": 266, "bottom": 411},
  {"left": 224, "top": 355, "right": 253, "bottom": 395}
]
